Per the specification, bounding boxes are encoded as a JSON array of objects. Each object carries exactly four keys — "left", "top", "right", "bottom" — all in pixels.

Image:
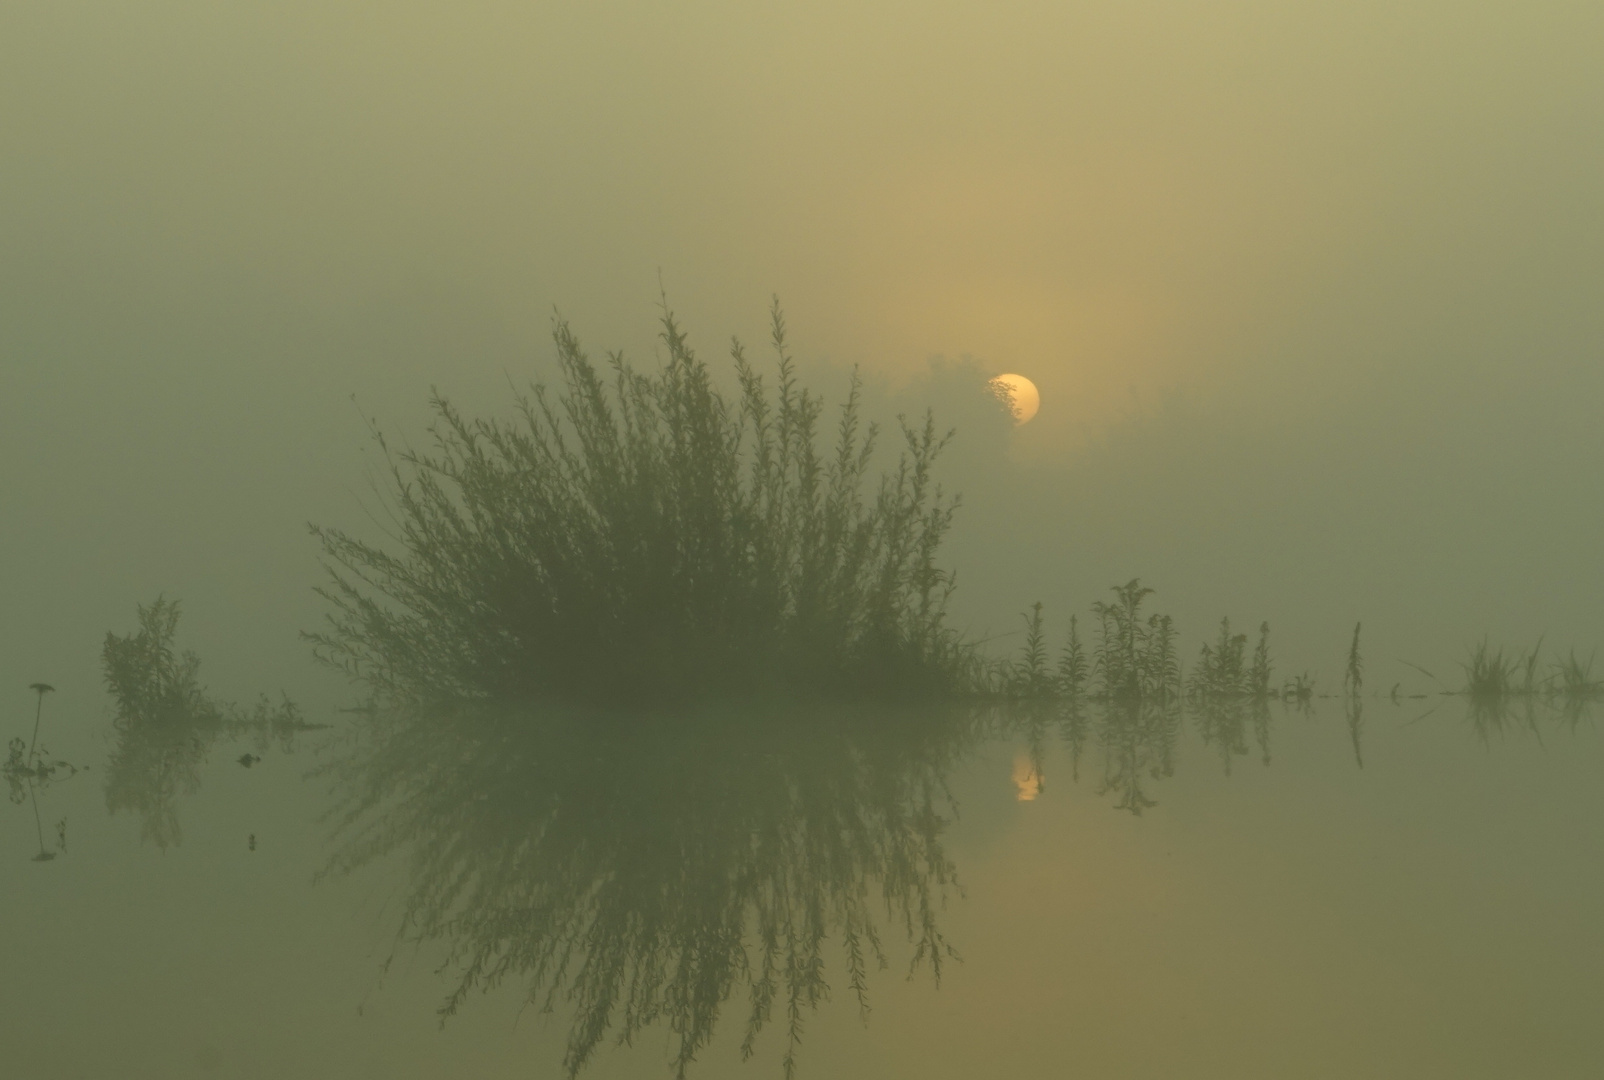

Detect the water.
[{"left": 6, "top": 691, "right": 1600, "bottom": 1079}]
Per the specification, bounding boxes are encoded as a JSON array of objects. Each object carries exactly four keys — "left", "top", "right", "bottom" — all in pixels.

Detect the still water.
[{"left": 5, "top": 687, "right": 1601, "bottom": 1079}]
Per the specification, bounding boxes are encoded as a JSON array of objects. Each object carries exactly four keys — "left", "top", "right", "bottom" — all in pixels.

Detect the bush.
[{"left": 309, "top": 300, "right": 972, "bottom": 708}]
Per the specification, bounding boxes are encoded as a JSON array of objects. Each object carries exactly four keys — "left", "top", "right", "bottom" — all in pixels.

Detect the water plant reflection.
[
  {"left": 5, "top": 683, "right": 78, "bottom": 862},
  {"left": 102, "top": 599, "right": 318, "bottom": 848},
  {"left": 320, "top": 700, "right": 975, "bottom": 1079}
]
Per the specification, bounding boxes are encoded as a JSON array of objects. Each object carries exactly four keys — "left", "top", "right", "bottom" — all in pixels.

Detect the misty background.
[{"left": 4, "top": 0, "right": 1602, "bottom": 717}]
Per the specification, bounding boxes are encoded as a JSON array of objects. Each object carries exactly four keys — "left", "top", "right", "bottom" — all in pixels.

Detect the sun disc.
[{"left": 988, "top": 373, "right": 1040, "bottom": 424}]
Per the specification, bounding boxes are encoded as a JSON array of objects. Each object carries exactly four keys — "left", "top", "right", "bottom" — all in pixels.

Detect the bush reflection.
[{"left": 321, "top": 700, "right": 976, "bottom": 1079}]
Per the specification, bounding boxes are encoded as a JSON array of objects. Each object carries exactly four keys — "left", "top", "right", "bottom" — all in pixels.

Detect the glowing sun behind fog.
[{"left": 988, "top": 373, "right": 1040, "bottom": 424}]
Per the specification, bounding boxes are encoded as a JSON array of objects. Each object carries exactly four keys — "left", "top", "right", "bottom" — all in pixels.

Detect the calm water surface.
[{"left": 5, "top": 692, "right": 1601, "bottom": 1079}]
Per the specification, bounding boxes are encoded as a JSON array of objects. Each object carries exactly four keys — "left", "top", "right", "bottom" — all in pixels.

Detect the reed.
[{"left": 310, "top": 300, "right": 970, "bottom": 709}]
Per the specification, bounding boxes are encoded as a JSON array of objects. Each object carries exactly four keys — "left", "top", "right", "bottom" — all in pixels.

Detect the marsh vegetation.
[
  {"left": 4, "top": 682, "right": 77, "bottom": 861},
  {"left": 102, "top": 598, "right": 318, "bottom": 847},
  {"left": 311, "top": 301, "right": 972, "bottom": 711},
  {"left": 39, "top": 303, "right": 1595, "bottom": 1079}
]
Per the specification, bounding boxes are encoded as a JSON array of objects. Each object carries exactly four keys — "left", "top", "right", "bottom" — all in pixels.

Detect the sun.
[{"left": 988, "top": 373, "right": 1040, "bottom": 424}]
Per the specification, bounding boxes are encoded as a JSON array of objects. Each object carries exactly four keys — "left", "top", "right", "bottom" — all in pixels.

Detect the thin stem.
[
  {"left": 28, "top": 691, "right": 44, "bottom": 765},
  {"left": 29, "top": 776, "right": 47, "bottom": 855}
]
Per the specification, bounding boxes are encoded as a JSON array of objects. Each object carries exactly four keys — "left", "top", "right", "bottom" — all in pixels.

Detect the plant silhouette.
[
  {"left": 102, "top": 599, "right": 317, "bottom": 848},
  {"left": 310, "top": 299, "right": 972, "bottom": 710},
  {"left": 5, "top": 684, "right": 77, "bottom": 862}
]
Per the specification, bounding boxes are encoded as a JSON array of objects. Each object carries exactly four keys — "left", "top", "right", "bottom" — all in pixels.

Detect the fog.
[{"left": 5, "top": 0, "right": 1603, "bottom": 707}]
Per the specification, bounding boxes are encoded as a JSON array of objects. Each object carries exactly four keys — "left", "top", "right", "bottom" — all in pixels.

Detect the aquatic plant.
[
  {"left": 7, "top": 685, "right": 75, "bottom": 863},
  {"left": 102, "top": 600, "right": 224, "bottom": 847},
  {"left": 1189, "top": 618, "right": 1246, "bottom": 699},
  {"left": 1345, "top": 694, "right": 1365, "bottom": 769},
  {"left": 1188, "top": 619, "right": 1273, "bottom": 701},
  {"left": 1249, "top": 623, "right": 1272, "bottom": 698},
  {"left": 310, "top": 300, "right": 969, "bottom": 709},
  {"left": 1459, "top": 638, "right": 1537, "bottom": 700},
  {"left": 1090, "top": 579, "right": 1151, "bottom": 700},
  {"left": 1009, "top": 602, "right": 1052, "bottom": 697},
  {"left": 1343, "top": 622, "right": 1363, "bottom": 698},
  {"left": 26, "top": 682, "right": 54, "bottom": 762},
  {"left": 1055, "top": 614, "right": 1087, "bottom": 698},
  {"left": 1184, "top": 619, "right": 1272, "bottom": 772},
  {"left": 1552, "top": 649, "right": 1601, "bottom": 700},
  {"left": 102, "top": 599, "right": 316, "bottom": 847},
  {"left": 1088, "top": 579, "right": 1179, "bottom": 702},
  {"left": 1282, "top": 672, "right": 1315, "bottom": 704}
]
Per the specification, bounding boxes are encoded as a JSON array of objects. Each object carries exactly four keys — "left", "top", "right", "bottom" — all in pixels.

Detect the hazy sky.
[{"left": 4, "top": 1, "right": 1602, "bottom": 703}]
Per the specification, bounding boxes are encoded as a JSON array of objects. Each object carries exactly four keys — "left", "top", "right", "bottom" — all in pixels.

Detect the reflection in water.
[
  {"left": 296, "top": 590, "right": 1598, "bottom": 1078},
  {"left": 5, "top": 682, "right": 78, "bottom": 862},
  {"left": 1005, "top": 682, "right": 1596, "bottom": 818},
  {"left": 1192, "top": 695, "right": 1273, "bottom": 774},
  {"left": 101, "top": 599, "right": 319, "bottom": 848},
  {"left": 1093, "top": 701, "right": 1181, "bottom": 815},
  {"left": 1346, "top": 696, "right": 1365, "bottom": 769},
  {"left": 1011, "top": 753, "right": 1042, "bottom": 801},
  {"left": 324, "top": 679, "right": 1548, "bottom": 1077},
  {"left": 5, "top": 737, "right": 78, "bottom": 861},
  {"left": 1464, "top": 691, "right": 1573, "bottom": 746},
  {"left": 322, "top": 701, "right": 976, "bottom": 1079}
]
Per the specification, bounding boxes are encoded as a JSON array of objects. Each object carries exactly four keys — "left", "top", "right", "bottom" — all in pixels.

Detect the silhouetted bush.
[{"left": 310, "top": 301, "right": 973, "bottom": 708}]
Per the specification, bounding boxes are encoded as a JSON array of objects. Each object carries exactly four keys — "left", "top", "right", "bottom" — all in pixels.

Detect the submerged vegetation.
[{"left": 311, "top": 300, "right": 969, "bottom": 709}]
